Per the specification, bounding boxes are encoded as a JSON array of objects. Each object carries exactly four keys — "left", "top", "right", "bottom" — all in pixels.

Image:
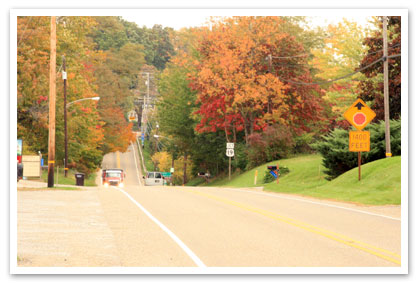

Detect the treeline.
[
  {"left": 17, "top": 16, "right": 175, "bottom": 175},
  {"left": 152, "top": 16, "right": 401, "bottom": 183},
  {"left": 17, "top": 16, "right": 401, "bottom": 180}
]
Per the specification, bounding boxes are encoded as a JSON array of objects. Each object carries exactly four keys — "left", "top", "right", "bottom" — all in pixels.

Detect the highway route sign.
[
  {"left": 226, "top": 149, "right": 234, "bottom": 157},
  {"left": 226, "top": 143, "right": 234, "bottom": 149},
  {"left": 343, "top": 98, "right": 376, "bottom": 130}
]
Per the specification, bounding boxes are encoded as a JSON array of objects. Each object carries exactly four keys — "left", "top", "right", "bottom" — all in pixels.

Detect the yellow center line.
[
  {"left": 183, "top": 188, "right": 401, "bottom": 265},
  {"left": 117, "top": 151, "right": 121, "bottom": 168}
]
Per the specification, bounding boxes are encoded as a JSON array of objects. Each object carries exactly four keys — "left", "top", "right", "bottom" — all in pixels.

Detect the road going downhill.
[{"left": 96, "top": 142, "right": 401, "bottom": 267}]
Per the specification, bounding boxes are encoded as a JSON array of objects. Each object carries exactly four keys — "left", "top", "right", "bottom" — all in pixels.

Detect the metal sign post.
[
  {"left": 226, "top": 143, "right": 234, "bottom": 181},
  {"left": 344, "top": 100, "right": 375, "bottom": 181}
]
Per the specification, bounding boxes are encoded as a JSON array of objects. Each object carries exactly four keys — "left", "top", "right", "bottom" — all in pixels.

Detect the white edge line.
[
  {"left": 130, "top": 142, "right": 143, "bottom": 186},
  {"left": 218, "top": 188, "right": 401, "bottom": 221},
  {"left": 128, "top": 142, "right": 206, "bottom": 267},
  {"left": 114, "top": 187, "right": 206, "bottom": 267}
]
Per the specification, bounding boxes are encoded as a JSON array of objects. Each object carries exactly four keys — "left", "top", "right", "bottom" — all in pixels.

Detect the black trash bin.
[
  {"left": 75, "top": 173, "right": 85, "bottom": 186},
  {"left": 17, "top": 163, "right": 23, "bottom": 182}
]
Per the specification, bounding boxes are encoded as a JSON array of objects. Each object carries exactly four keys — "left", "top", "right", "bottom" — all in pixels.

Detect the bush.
[
  {"left": 231, "top": 142, "right": 249, "bottom": 171},
  {"left": 247, "top": 124, "right": 294, "bottom": 169},
  {"left": 313, "top": 119, "right": 401, "bottom": 180},
  {"left": 262, "top": 165, "right": 290, "bottom": 183}
]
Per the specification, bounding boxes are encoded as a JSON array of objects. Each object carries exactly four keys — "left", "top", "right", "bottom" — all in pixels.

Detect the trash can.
[
  {"left": 17, "top": 163, "right": 23, "bottom": 182},
  {"left": 75, "top": 173, "right": 85, "bottom": 186}
]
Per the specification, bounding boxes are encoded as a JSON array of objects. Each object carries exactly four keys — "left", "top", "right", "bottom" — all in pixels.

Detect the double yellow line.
[
  {"left": 184, "top": 188, "right": 401, "bottom": 265},
  {"left": 116, "top": 151, "right": 121, "bottom": 168}
]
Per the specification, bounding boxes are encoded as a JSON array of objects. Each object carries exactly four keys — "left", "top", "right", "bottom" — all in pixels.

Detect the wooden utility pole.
[
  {"left": 383, "top": 16, "right": 392, "bottom": 158},
  {"left": 47, "top": 16, "right": 57, "bottom": 188},
  {"left": 63, "top": 55, "right": 68, "bottom": 177}
]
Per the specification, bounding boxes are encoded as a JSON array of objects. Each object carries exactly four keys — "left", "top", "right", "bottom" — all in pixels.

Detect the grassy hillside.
[{"left": 202, "top": 154, "right": 401, "bottom": 205}]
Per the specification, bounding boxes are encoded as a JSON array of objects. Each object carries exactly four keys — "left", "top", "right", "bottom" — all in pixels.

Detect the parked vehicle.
[
  {"left": 102, "top": 168, "right": 125, "bottom": 188},
  {"left": 143, "top": 171, "right": 164, "bottom": 186}
]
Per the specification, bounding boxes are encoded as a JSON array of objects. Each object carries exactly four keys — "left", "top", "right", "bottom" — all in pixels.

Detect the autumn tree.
[
  {"left": 17, "top": 16, "right": 51, "bottom": 155},
  {"left": 17, "top": 16, "right": 105, "bottom": 174},
  {"left": 311, "top": 19, "right": 369, "bottom": 125},
  {"left": 190, "top": 17, "right": 329, "bottom": 145},
  {"left": 357, "top": 16, "right": 401, "bottom": 121}
]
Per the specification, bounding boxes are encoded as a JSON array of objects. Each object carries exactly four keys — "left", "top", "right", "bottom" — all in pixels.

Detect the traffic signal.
[{"left": 267, "top": 165, "right": 277, "bottom": 171}]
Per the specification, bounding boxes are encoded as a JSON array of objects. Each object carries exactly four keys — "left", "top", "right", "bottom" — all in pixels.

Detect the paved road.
[
  {"left": 17, "top": 142, "right": 401, "bottom": 268},
  {"left": 99, "top": 143, "right": 401, "bottom": 267}
]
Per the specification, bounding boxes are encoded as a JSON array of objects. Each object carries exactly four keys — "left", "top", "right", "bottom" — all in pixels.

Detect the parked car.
[{"left": 143, "top": 171, "right": 164, "bottom": 186}]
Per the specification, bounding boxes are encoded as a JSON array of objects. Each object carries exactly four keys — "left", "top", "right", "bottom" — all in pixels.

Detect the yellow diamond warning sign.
[
  {"left": 349, "top": 131, "right": 370, "bottom": 152},
  {"left": 343, "top": 98, "right": 376, "bottom": 130}
]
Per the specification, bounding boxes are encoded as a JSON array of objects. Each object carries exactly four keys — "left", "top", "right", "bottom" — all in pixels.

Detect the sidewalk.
[
  {"left": 17, "top": 179, "right": 99, "bottom": 189},
  {"left": 17, "top": 180, "right": 47, "bottom": 188}
]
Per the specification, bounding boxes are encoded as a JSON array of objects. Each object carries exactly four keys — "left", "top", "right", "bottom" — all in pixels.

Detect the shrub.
[
  {"left": 313, "top": 119, "right": 401, "bottom": 180},
  {"left": 231, "top": 142, "right": 249, "bottom": 171},
  {"left": 262, "top": 165, "right": 290, "bottom": 183},
  {"left": 247, "top": 124, "right": 294, "bottom": 169}
]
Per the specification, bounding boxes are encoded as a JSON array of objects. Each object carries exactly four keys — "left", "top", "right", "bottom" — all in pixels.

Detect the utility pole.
[
  {"left": 47, "top": 16, "right": 57, "bottom": 188},
  {"left": 63, "top": 55, "right": 68, "bottom": 177},
  {"left": 142, "top": 72, "right": 150, "bottom": 139},
  {"left": 155, "top": 123, "right": 159, "bottom": 152},
  {"left": 383, "top": 16, "right": 392, "bottom": 158}
]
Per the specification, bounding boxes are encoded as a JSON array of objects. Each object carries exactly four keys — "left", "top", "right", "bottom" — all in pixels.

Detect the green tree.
[
  {"left": 121, "top": 20, "right": 175, "bottom": 70},
  {"left": 357, "top": 16, "right": 401, "bottom": 121},
  {"left": 157, "top": 52, "right": 197, "bottom": 184},
  {"left": 91, "top": 16, "right": 128, "bottom": 51}
]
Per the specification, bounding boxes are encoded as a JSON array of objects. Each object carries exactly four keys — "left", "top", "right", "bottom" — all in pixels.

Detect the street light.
[
  {"left": 64, "top": 96, "right": 100, "bottom": 177},
  {"left": 66, "top": 96, "right": 100, "bottom": 107}
]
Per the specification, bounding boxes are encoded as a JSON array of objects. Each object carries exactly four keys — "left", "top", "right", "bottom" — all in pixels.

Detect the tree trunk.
[
  {"left": 233, "top": 125, "right": 237, "bottom": 143},
  {"left": 183, "top": 153, "right": 188, "bottom": 185},
  {"left": 224, "top": 118, "right": 230, "bottom": 142}
]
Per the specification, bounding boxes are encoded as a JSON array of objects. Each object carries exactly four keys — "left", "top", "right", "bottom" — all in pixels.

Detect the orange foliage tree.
[{"left": 190, "top": 17, "right": 328, "bottom": 144}]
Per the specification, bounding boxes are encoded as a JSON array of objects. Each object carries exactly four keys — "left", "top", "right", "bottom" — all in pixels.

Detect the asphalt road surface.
[
  {"left": 17, "top": 142, "right": 401, "bottom": 268},
  {"left": 97, "top": 142, "right": 401, "bottom": 267}
]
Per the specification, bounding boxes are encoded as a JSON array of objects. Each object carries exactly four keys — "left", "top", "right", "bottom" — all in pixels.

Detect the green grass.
[
  {"left": 41, "top": 168, "right": 97, "bottom": 186},
  {"left": 138, "top": 140, "right": 156, "bottom": 172},
  {"left": 202, "top": 154, "right": 401, "bottom": 205}
]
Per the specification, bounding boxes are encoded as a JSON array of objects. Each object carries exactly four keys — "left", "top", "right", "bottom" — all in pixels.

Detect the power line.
[
  {"left": 270, "top": 43, "right": 401, "bottom": 61},
  {"left": 276, "top": 54, "right": 400, "bottom": 86},
  {"left": 271, "top": 53, "right": 310, "bottom": 59}
]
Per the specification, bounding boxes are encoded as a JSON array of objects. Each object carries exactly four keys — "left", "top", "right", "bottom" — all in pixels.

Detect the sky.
[{"left": 122, "top": 12, "right": 376, "bottom": 31}]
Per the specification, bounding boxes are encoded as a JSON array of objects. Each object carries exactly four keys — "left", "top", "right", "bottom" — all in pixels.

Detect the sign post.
[
  {"left": 226, "top": 143, "right": 234, "bottom": 180},
  {"left": 344, "top": 99, "right": 376, "bottom": 181}
]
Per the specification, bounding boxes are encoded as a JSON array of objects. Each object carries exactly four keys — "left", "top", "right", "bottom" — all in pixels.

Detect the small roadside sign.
[
  {"left": 128, "top": 110, "right": 138, "bottom": 122},
  {"left": 343, "top": 98, "right": 376, "bottom": 130},
  {"left": 226, "top": 148, "right": 234, "bottom": 157},
  {"left": 226, "top": 142, "right": 234, "bottom": 149},
  {"left": 349, "top": 131, "right": 370, "bottom": 152}
]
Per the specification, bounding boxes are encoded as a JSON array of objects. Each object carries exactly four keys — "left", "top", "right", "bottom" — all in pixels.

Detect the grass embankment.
[
  {"left": 41, "top": 168, "right": 97, "bottom": 186},
  {"left": 138, "top": 139, "right": 155, "bottom": 172},
  {"left": 201, "top": 154, "right": 401, "bottom": 205}
]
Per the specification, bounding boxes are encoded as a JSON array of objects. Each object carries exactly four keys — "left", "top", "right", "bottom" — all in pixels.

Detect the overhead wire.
[{"left": 274, "top": 54, "right": 400, "bottom": 86}]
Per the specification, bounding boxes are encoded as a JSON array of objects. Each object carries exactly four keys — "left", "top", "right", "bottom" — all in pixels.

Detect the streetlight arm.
[{"left": 66, "top": 97, "right": 100, "bottom": 108}]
